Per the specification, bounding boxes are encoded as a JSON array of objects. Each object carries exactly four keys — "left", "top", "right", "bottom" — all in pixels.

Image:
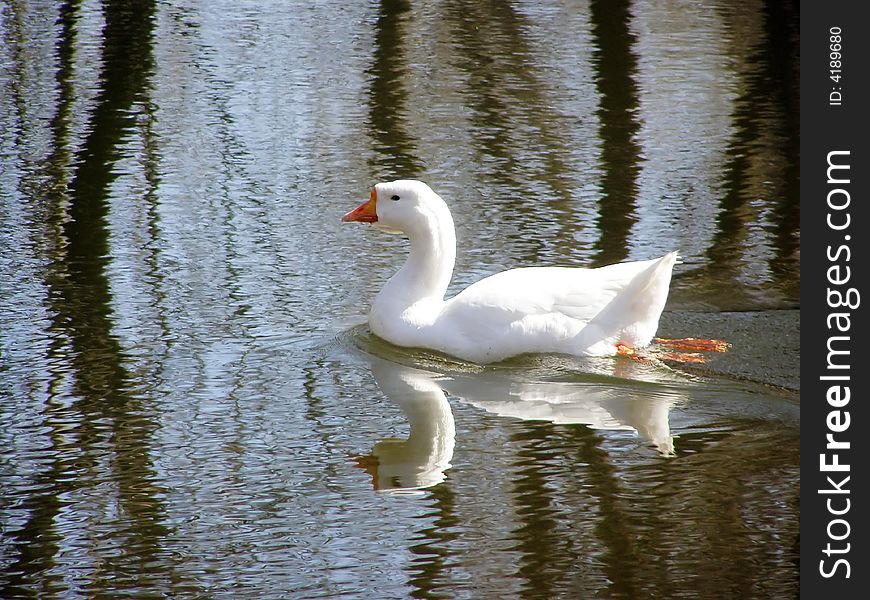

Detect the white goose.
[{"left": 342, "top": 180, "right": 681, "bottom": 364}]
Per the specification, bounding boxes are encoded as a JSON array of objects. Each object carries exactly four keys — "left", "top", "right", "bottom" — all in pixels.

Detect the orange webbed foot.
[
  {"left": 656, "top": 351, "right": 708, "bottom": 364},
  {"left": 616, "top": 342, "right": 635, "bottom": 357},
  {"left": 653, "top": 337, "right": 730, "bottom": 353},
  {"left": 615, "top": 343, "right": 657, "bottom": 363}
]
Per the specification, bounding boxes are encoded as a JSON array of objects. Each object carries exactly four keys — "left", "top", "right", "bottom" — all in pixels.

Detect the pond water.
[{"left": 1, "top": 0, "right": 799, "bottom": 598}]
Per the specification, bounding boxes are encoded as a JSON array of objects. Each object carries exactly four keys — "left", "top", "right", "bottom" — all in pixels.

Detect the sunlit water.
[{"left": 1, "top": 0, "right": 798, "bottom": 598}]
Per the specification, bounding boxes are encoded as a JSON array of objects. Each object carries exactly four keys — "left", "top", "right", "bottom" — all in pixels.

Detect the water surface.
[{"left": 1, "top": 0, "right": 799, "bottom": 597}]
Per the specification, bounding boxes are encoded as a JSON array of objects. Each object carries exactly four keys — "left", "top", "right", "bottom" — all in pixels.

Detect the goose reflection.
[
  {"left": 355, "top": 360, "right": 456, "bottom": 494},
  {"left": 357, "top": 354, "right": 684, "bottom": 493},
  {"left": 440, "top": 373, "right": 677, "bottom": 456}
]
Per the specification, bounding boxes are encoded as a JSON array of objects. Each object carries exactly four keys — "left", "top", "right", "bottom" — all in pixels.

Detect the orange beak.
[{"left": 342, "top": 187, "right": 378, "bottom": 223}]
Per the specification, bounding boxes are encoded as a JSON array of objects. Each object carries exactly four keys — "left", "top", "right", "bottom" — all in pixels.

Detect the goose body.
[{"left": 343, "top": 180, "right": 677, "bottom": 364}]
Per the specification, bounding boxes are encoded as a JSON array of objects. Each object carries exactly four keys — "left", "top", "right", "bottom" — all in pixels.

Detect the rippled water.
[{"left": 1, "top": 0, "right": 799, "bottom": 598}]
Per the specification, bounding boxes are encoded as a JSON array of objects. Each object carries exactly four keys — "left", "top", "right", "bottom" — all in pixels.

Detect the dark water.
[{"left": 1, "top": 0, "right": 799, "bottom": 598}]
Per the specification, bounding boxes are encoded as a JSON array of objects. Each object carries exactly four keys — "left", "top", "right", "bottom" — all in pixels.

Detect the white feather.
[{"left": 347, "top": 180, "right": 677, "bottom": 364}]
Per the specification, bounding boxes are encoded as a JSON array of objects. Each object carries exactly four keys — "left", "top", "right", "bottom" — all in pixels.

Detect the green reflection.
[
  {"left": 407, "top": 485, "right": 460, "bottom": 599},
  {"left": 3, "top": 1, "right": 174, "bottom": 597},
  {"left": 1, "top": 1, "right": 83, "bottom": 593},
  {"left": 589, "top": 0, "right": 641, "bottom": 266},
  {"left": 441, "top": 0, "right": 582, "bottom": 264},
  {"left": 367, "top": 0, "right": 424, "bottom": 179},
  {"left": 704, "top": 0, "right": 799, "bottom": 305},
  {"left": 509, "top": 422, "right": 572, "bottom": 599},
  {"left": 759, "top": 0, "right": 800, "bottom": 291},
  {"left": 567, "top": 426, "right": 641, "bottom": 599}
]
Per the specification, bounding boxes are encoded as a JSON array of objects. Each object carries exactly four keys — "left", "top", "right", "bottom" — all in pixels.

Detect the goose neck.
[{"left": 398, "top": 214, "right": 456, "bottom": 302}]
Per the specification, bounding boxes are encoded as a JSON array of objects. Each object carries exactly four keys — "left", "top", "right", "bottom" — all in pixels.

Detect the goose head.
[{"left": 342, "top": 179, "right": 452, "bottom": 236}]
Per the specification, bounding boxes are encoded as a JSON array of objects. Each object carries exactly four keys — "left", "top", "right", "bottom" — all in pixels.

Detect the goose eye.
[{"left": 390, "top": 195, "right": 400, "bottom": 201}]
